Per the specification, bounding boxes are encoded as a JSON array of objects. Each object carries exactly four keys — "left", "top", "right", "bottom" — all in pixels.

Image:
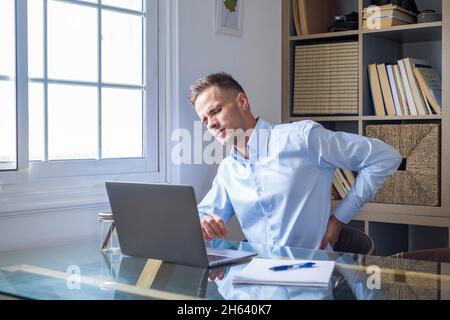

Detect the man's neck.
[{"left": 234, "top": 117, "right": 258, "bottom": 159}]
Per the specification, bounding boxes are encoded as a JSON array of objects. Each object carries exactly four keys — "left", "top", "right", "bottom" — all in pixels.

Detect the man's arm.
[
  {"left": 306, "top": 124, "right": 402, "bottom": 248},
  {"left": 198, "top": 174, "right": 234, "bottom": 240}
]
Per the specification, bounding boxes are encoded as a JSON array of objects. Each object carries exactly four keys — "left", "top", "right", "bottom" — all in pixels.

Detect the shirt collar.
[{"left": 231, "top": 118, "right": 273, "bottom": 164}]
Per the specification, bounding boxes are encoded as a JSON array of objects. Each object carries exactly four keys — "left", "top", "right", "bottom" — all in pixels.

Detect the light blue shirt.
[{"left": 198, "top": 119, "right": 402, "bottom": 250}]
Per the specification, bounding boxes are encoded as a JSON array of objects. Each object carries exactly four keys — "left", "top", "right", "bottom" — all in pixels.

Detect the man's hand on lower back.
[
  {"left": 201, "top": 214, "right": 229, "bottom": 240},
  {"left": 320, "top": 215, "right": 344, "bottom": 250}
]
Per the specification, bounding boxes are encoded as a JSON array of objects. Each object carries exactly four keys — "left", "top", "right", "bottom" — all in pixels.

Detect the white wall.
[
  {"left": 0, "top": 206, "right": 106, "bottom": 252},
  {"left": 176, "top": 0, "right": 282, "bottom": 199},
  {"left": 174, "top": 0, "right": 282, "bottom": 240}
]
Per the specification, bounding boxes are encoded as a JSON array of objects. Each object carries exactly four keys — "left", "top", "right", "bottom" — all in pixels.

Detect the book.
[
  {"left": 331, "top": 185, "right": 341, "bottom": 200},
  {"left": 363, "top": 4, "right": 417, "bottom": 17},
  {"left": 363, "top": 13, "right": 416, "bottom": 24},
  {"left": 413, "top": 67, "right": 442, "bottom": 114},
  {"left": 398, "top": 59, "right": 418, "bottom": 115},
  {"left": 232, "top": 258, "right": 336, "bottom": 287},
  {"left": 298, "top": 0, "right": 337, "bottom": 35},
  {"left": 363, "top": 4, "right": 417, "bottom": 26},
  {"left": 342, "top": 169, "right": 355, "bottom": 187},
  {"left": 421, "top": 85, "right": 433, "bottom": 114},
  {"left": 363, "top": 17, "right": 413, "bottom": 29},
  {"left": 368, "top": 64, "right": 386, "bottom": 116},
  {"left": 336, "top": 168, "right": 351, "bottom": 192},
  {"left": 393, "top": 64, "right": 410, "bottom": 115},
  {"left": 333, "top": 173, "right": 348, "bottom": 199},
  {"left": 292, "top": 0, "right": 302, "bottom": 36},
  {"left": 377, "top": 64, "right": 397, "bottom": 116},
  {"left": 403, "top": 58, "right": 430, "bottom": 115},
  {"left": 386, "top": 64, "right": 402, "bottom": 115}
]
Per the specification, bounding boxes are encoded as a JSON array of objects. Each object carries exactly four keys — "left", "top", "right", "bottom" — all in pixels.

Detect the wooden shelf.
[
  {"left": 354, "top": 212, "right": 450, "bottom": 228},
  {"left": 289, "top": 116, "right": 359, "bottom": 122},
  {"left": 363, "top": 21, "right": 442, "bottom": 32},
  {"left": 289, "top": 22, "right": 442, "bottom": 42},
  {"left": 362, "top": 115, "right": 442, "bottom": 121},
  {"left": 289, "top": 30, "right": 359, "bottom": 41},
  {"left": 333, "top": 200, "right": 449, "bottom": 218},
  {"left": 283, "top": 0, "right": 450, "bottom": 238},
  {"left": 361, "top": 21, "right": 442, "bottom": 40}
]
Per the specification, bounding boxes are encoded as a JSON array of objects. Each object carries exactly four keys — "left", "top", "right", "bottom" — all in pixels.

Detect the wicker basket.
[
  {"left": 293, "top": 41, "right": 359, "bottom": 115},
  {"left": 366, "top": 124, "right": 441, "bottom": 206}
]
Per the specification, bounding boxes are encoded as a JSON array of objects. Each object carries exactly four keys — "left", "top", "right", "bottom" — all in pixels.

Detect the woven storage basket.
[
  {"left": 365, "top": 124, "right": 441, "bottom": 206},
  {"left": 293, "top": 41, "right": 359, "bottom": 115}
]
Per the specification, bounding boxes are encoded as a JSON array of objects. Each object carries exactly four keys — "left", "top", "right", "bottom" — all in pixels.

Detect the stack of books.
[
  {"left": 363, "top": 4, "right": 417, "bottom": 30},
  {"left": 368, "top": 58, "right": 442, "bottom": 116},
  {"left": 332, "top": 169, "right": 355, "bottom": 200}
]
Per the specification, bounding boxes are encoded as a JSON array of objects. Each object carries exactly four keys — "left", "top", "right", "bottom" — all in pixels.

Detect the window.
[
  {"left": 28, "top": 0, "right": 145, "bottom": 163},
  {"left": 0, "top": 0, "right": 161, "bottom": 214},
  {"left": 0, "top": 0, "right": 17, "bottom": 171}
]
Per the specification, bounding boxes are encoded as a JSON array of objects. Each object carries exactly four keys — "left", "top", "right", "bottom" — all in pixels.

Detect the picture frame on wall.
[{"left": 215, "top": 0, "right": 243, "bottom": 37}]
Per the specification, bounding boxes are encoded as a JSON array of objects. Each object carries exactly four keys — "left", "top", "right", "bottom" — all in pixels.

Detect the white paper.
[{"left": 233, "top": 258, "right": 335, "bottom": 287}]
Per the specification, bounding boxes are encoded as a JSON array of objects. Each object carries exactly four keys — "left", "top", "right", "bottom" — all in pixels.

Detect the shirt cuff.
[
  {"left": 333, "top": 196, "right": 361, "bottom": 225},
  {"left": 198, "top": 210, "right": 212, "bottom": 220}
]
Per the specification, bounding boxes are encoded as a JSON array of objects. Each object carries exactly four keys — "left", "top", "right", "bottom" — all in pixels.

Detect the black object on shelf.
[
  {"left": 329, "top": 12, "right": 359, "bottom": 32},
  {"left": 417, "top": 10, "right": 442, "bottom": 23}
]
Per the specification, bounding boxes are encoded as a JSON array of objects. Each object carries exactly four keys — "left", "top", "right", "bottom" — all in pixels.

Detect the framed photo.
[{"left": 215, "top": 0, "right": 243, "bottom": 37}]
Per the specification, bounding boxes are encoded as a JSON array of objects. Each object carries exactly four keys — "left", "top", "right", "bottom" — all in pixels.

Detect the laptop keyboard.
[{"left": 207, "top": 254, "right": 228, "bottom": 263}]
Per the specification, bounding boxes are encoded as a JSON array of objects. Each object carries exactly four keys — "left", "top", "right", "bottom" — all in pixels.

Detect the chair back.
[{"left": 333, "top": 226, "right": 375, "bottom": 255}]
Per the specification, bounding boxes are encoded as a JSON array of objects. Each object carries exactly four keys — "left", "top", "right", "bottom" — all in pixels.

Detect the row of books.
[
  {"left": 368, "top": 58, "right": 442, "bottom": 116},
  {"left": 331, "top": 169, "right": 355, "bottom": 200},
  {"left": 363, "top": 4, "right": 417, "bottom": 30}
]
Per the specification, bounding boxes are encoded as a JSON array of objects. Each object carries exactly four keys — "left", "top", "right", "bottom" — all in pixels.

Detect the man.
[{"left": 189, "top": 72, "right": 401, "bottom": 251}]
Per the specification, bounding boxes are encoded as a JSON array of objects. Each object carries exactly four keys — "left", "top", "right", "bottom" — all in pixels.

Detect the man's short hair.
[{"left": 188, "top": 72, "right": 245, "bottom": 106}]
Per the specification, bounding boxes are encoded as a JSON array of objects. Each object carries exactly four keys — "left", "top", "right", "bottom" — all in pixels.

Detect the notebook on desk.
[{"left": 232, "top": 258, "right": 336, "bottom": 287}]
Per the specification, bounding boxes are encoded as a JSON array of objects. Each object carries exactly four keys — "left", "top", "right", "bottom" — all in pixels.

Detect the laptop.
[{"left": 105, "top": 182, "right": 257, "bottom": 268}]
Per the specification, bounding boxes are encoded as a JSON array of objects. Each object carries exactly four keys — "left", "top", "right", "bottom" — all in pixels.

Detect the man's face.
[{"left": 194, "top": 86, "right": 248, "bottom": 145}]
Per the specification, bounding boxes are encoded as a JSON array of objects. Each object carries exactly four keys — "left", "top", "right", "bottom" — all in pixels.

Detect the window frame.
[
  {"left": 0, "top": 0, "right": 163, "bottom": 216},
  {"left": 6, "top": 0, "right": 160, "bottom": 179},
  {"left": 0, "top": 0, "right": 20, "bottom": 172}
]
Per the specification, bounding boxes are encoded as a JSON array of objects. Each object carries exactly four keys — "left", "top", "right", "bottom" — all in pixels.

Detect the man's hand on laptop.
[{"left": 201, "top": 214, "right": 228, "bottom": 240}]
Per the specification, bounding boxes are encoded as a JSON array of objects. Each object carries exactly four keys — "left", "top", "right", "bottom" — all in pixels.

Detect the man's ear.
[{"left": 236, "top": 92, "right": 249, "bottom": 111}]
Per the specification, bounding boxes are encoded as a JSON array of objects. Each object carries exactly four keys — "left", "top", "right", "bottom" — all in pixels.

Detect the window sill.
[{"left": 0, "top": 171, "right": 163, "bottom": 216}]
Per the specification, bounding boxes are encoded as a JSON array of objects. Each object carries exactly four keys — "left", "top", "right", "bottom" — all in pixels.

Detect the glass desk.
[{"left": 0, "top": 239, "right": 449, "bottom": 300}]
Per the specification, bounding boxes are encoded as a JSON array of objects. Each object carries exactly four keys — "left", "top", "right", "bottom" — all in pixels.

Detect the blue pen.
[{"left": 269, "top": 262, "right": 316, "bottom": 271}]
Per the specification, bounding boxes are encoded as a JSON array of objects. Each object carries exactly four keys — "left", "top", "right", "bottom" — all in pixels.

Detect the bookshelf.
[{"left": 282, "top": 0, "right": 450, "bottom": 254}]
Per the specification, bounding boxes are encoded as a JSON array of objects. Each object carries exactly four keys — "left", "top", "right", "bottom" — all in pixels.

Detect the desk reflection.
[
  {"left": 0, "top": 239, "right": 447, "bottom": 300},
  {"left": 111, "top": 256, "right": 209, "bottom": 299},
  {"left": 98, "top": 239, "right": 447, "bottom": 300},
  {"left": 208, "top": 240, "right": 385, "bottom": 300}
]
